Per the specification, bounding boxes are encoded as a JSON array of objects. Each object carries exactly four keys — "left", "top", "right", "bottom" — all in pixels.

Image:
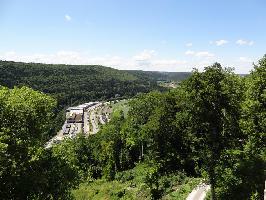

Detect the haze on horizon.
[{"left": 0, "top": 0, "right": 265, "bottom": 73}]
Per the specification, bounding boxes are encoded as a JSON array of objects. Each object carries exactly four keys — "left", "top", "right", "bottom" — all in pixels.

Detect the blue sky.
[{"left": 0, "top": 0, "right": 265, "bottom": 73}]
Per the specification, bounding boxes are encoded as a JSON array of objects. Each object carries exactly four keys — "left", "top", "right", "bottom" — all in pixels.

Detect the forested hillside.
[
  {"left": 124, "top": 70, "right": 192, "bottom": 82},
  {"left": 0, "top": 61, "right": 162, "bottom": 108},
  {"left": 0, "top": 60, "right": 166, "bottom": 133}
]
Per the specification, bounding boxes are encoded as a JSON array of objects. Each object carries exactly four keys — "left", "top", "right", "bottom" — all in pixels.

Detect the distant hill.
[
  {"left": 126, "top": 70, "right": 247, "bottom": 82},
  {"left": 0, "top": 60, "right": 162, "bottom": 108},
  {"left": 124, "top": 70, "right": 192, "bottom": 82}
]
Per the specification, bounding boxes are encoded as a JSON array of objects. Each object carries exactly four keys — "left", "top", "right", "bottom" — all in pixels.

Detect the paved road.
[
  {"left": 90, "top": 110, "right": 99, "bottom": 134},
  {"left": 99, "top": 114, "right": 105, "bottom": 125},
  {"left": 83, "top": 110, "right": 90, "bottom": 133},
  {"left": 186, "top": 183, "right": 210, "bottom": 200}
]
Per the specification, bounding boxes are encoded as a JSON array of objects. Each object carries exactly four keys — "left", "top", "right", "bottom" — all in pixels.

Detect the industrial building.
[{"left": 63, "top": 102, "right": 100, "bottom": 135}]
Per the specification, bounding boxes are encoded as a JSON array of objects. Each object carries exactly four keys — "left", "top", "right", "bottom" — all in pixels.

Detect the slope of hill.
[
  {"left": 0, "top": 60, "right": 161, "bottom": 108},
  {"left": 124, "top": 70, "right": 192, "bottom": 82}
]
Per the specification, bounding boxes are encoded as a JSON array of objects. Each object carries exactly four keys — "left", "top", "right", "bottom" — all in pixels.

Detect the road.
[
  {"left": 98, "top": 106, "right": 107, "bottom": 125},
  {"left": 99, "top": 114, "right": 106, "bottom": 125},
  {"left": 90, "top": 109, "right": 99, "bottom": 134},
  {"left": 186, "top": 183, "right": 210, "bottom": 200},
  {"left": 83, "top": 110, "right": 90, "bottom": 133}
]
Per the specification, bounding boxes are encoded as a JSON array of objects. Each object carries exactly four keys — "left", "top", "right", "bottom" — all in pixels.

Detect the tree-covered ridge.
[
  {"left": 0, "top": 60, "right": 161, "bottom": 108},
  {"left": 124, "top": 70, "right": 192, "bottom": 82}
]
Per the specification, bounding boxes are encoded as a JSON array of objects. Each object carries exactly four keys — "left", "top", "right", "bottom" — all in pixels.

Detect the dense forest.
[
  {"left": 0, "top": 60, "right": 166, "bottom": 133},
  {"left": 124, "top": 70, "right": 192, "bottom": 82},
  {"left": 0, "top": 61, "right": 163, "bottom": 108},
  {"left": 0, "top": 56, "right": 265, "bottom": 200}
]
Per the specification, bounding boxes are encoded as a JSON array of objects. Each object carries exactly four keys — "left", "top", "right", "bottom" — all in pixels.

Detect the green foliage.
[
  {"left": 120, "top": 91, "right": 193, "bottom": 174},
  {"left": 213, "top": 55, "right": 266, "bottom": 200},
  {"left": 0, "top": 86, "right": 77, "bottom": 199},
  {"left": 95, "top": 110, "right": 127, "bottom": 180},
  {"left": 52, "top": 134, "right": 101, "bottom": 181},
  {"left": 0, "top": 60, "right": 161, "bottom": 109},
  {"left": 205, "top": 190, "right": 211, "bottom": 200},
  {"left": 72, "top": 179, "right": 135, "bottom": 200},
  {"left": 1, "top": 56, "right": 265, "bottom": 199},
  {"left": 110, "top": 99, "right": 129, "bottom": 117},
  {"left": 125, "top": 70, "right": 191, "bottom": 82},
  {"left": 165, "top": 178, "right": 202, "bottom": 200},
  {"left": 0, "top": 60, "right": 163, "bottom": 134},
  {"left": 73, "top": 163, "right": 190, "bottom": 200},
  {"left": 178, "top": 63, "right": 244, "bottom": 199},
  {"left": 47, "top": 57, "right": 266, "bottom": 199},
  {"left": 214, "top": 148, "right": 265, "bottom": 200},
  {"left": 0, "top": 86, "right": 57, "bottom": 142},
  {"left": 53, "top": 109, "right": 130, "bottom": 182}
]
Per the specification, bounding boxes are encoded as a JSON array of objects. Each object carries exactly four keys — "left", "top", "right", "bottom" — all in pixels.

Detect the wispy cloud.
[
  {"left": 186, "top": 43, "right": 193, "bottom": 47},
  {"left": 65, "top": 14, "right": 72, "bottom": 21},
  {"left": 185, "top": 50, "right": 195, "bottom": 55},
  {"left": 133, "top": 49, "right": 156, "bottom": 61},
  {"left": 196, "top": 51, "right": 214, "bottom": 57},
  {"left": 239, "top": 57, "right": 252, "bottom": 62},
  {"left": 185, "top": 50, "right": 214, "bottom": 58},
  {"left": 236, "top": 39, "right": 254, "bottom": 46},
  {"left": 214, "top": 39, "right": 228, "bottom": 46},
  {"left": 132, "top": 50, "right": 187, "bottom": 71}
]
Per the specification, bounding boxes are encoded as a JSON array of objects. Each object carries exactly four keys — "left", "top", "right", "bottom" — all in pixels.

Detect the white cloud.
[
  {"left": 150, "top": 60, "right": 187, "bottom": 71},
  {"left": 133, "top": 49, "right": 156, "bottom": 61},
  {"left": 239, "top": 57, "right": 252, "bottom": 62},
  {"left": 185, "top": 50, "right": 214, "bottom": 58},
  {"left": 214, "top": 39, "right": 228, "bottom": 46},
  {"left": 183, "top": 50, "right": 216, "bottom": 71},
  {"left": 132, "top": 50, "right": 188, "bottom": 71},
  {"left": 186, "top": 43, "right": 193, "bottom": 47},
  {"left": 196, "top": 51, "right": 214, "bottom": 57},
  {"left": 152, "top": 59, "right": 187, "bottom": 66},
  {"left": 185, "top": 50, "right": 195, "bottom": 55},
  {"left": 4, "top": 51, "right": 16, "bottom": 57},
  {"left": 65, "top": 14, "right": 72, "bottom": 21},
  {"left": 236, "top": 39, "right": 254, "bottom": 46},
  {"left": 2, "top": 50, "right": 256, "bottom": 73},
  {"left": 0, "top": 50, "right": 189, "bottom": 72}
]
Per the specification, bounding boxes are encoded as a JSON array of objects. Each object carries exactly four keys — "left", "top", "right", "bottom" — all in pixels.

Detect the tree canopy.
[
  {"left": 0, "top": 86, "right": 77, "bottom": 199},
  {"left": 0, "top": 61, "right": 162, "bottom": 109},
  {"left": 0, "top": 56, "right": 265, "bottom": 199}
]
